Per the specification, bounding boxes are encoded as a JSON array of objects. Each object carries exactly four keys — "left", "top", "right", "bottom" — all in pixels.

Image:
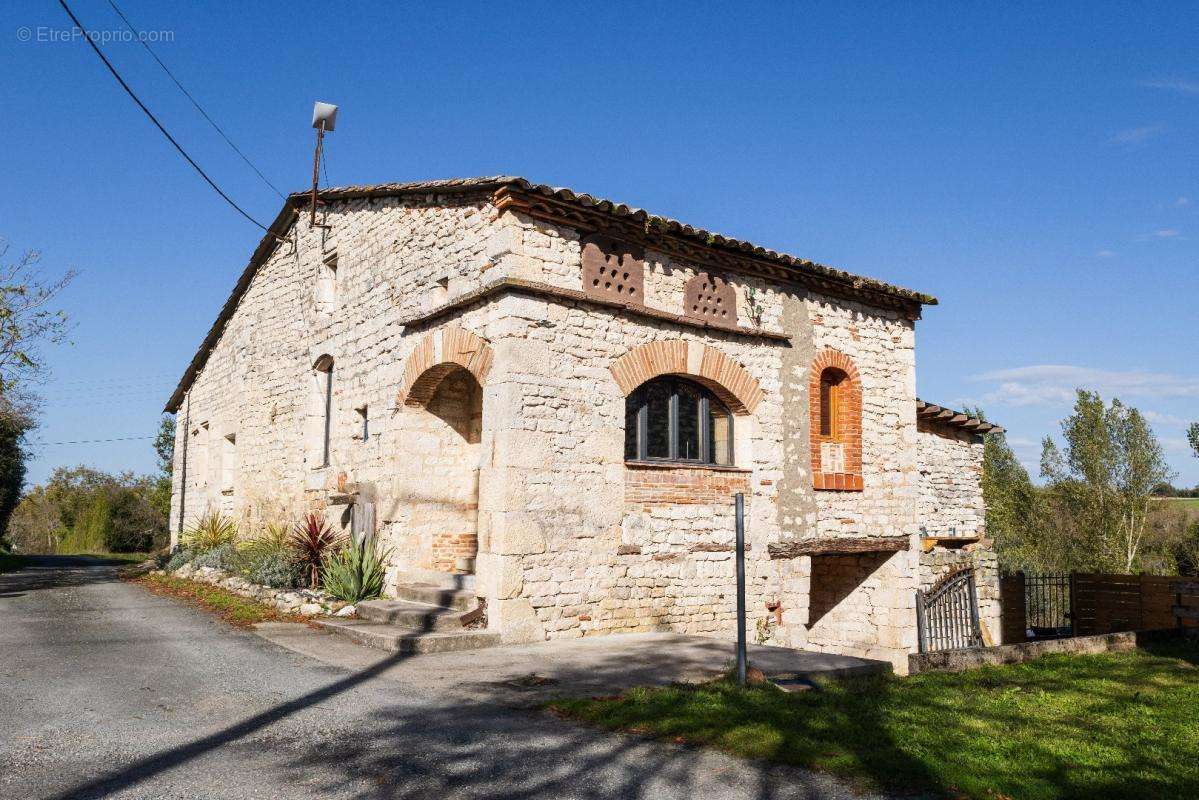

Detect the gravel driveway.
[{"left": 0, "top": 556, "right": 890, "bottom": 799}]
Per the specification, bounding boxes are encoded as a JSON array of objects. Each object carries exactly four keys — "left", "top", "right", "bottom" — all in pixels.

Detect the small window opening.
[
  {"left": 819, "top": 368, "right": 845, "bottom": 438},
  {"left": 357, "top": 405, "right": 369, "bottom": 442}
]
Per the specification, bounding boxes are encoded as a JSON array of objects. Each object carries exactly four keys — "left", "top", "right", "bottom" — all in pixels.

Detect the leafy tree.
[
  {"left": 0, "top": 393, "right": 34, "bottom": 551},
  {"left": 149, "top": 414, "right": 175, "bottom": 521},
  {"left": 1189, "top": 422, "right": 1199, "bottom": 459},
  {"left": 1040, "top": 390, "right": 1173, "bottom": 573},
  {"left": 970, "top": 407, "right": 1043, "bottom": 571},
  {"left": 154, "top": 414, "right": 175, "bottom": 475},
  {"left": 0, "top": 240, "right": 76, "bottom": 392}
]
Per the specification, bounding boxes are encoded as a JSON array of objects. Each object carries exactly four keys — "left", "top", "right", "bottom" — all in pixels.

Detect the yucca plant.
[
  {"left": 240, "top": 521, "right": 290, "bottom": 559},
  {"left": 323, "top": 539, "right": 390, "bottom": 603},
  {"left": 290, "top": 513, "right": 343, "bottom": 589},
  {"left": 181, "top": 511, "right": 238, "bottom": 552}
]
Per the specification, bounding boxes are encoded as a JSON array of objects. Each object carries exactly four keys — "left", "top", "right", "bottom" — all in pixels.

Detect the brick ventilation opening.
[
  {"left": 683, "top": 272, "right": 737, "bottom": 328},
  {"left": 581, "top": 234, "right": 645, "bottom": 306},
  {"left": 429, "top": 532, "right": 478, "bottom": 573},
  {"left": 809, "top": 349, "right": 863, "bottom": 491}
]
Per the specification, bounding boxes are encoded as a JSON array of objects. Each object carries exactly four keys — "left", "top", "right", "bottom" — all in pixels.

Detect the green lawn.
[{"left": 549, "top": 640, "right": 1199, "bottom": 800}]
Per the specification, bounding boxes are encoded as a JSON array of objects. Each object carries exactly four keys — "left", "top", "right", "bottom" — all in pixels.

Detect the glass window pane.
[
  {"left": 676, "top": 383, "right": 701, "bottom": 460},
  {"left": 624, "top": 397, "right": 640, "bottom": 459},
  {"left": 709, "top": 407, "right": 732, "bottom": 465},
  {"left": 644, "top": 382, "right": 671, "bottom": 459}
]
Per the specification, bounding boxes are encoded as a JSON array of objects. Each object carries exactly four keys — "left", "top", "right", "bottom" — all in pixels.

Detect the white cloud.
[
  {"left": 1109, "top": 125, "right": 1165, "bottom": 145},
  {"left": 1142, "top": 409, "right": 1191, "bottom": 428},
  {"left": 1140, "top": 79, "right": 1199, "bottom": 95},
  {"left": 973, "top": 365, "right": 1199, "bottom": 407},
  {"left": 1176, "top": 196, "right": 1191, "bottom": 207},
  {"left": 1154, "top": 228, "right": 1181, "bottom": 238},
  {"left": 1096, "top": 249, "right": 1116, "bottom": 258},
  {"left": 1163, "top": 437, "right": 1193, "bottom": 454}
]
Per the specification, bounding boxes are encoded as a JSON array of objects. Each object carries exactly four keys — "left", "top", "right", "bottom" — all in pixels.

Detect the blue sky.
[{"left": 2, "top": 1, "right": 1196, "bottom": 486}]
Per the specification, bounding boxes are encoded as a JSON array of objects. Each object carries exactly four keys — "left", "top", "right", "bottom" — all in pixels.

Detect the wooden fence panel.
[
  {"left": 1072, "top": 573, "right": 1198, "bottom": 635},
  {"left": 1000, "top": 573, "right": 1027, "bottom": 644}
]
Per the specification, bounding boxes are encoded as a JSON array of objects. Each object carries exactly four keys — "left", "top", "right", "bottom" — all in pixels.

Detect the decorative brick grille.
[
  {"left": 581, "top": 234, "right": 644, "bottom": 306},
  {"left": 683, "top": 272, "right": 737, "bottom": 327}
]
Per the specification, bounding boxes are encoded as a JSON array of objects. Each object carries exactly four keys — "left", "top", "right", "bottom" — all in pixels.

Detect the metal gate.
[
  {"left": 916, "top": 568, "right": 983, "bottom": 653},
  {"left": 1025, "top": 573, "right": 1072, "bottom": 639}
]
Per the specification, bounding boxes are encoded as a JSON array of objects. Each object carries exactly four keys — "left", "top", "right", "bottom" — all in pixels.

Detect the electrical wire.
[
  {"left": 104, "top": 0, "right": 287, "bottom": 200},
  {"left": 36, "top": 435, "right": 154, "bottom": 446},
  {"left": 56, "top": 0, "right": 274, "bottom": 233}
]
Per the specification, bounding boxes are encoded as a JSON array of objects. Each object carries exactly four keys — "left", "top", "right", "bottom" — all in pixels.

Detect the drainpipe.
[{"left": 176, "top": 393, "right": 190, "bottom": 546}]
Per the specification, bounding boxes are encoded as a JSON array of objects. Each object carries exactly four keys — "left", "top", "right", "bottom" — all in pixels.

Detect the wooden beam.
[{"left": 768, "top": 536, "right": 909, "bottom": 559}]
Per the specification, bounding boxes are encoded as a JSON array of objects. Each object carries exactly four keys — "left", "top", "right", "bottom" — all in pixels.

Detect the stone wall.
[
  {"left": 916, "top": 422, "right": 985, "bottom": 538},
  {"left": 918, "top": 545, "right": 1002, "bottom": 646},
  {"left": 168, "top": 188, "right": 970, "bottom": 668}
]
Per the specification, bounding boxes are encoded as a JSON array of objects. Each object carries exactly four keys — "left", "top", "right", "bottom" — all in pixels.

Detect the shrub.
[
  {"left": 241, "top": 547, "right": 304, "bottom": 590},
  {"left": 290, "top": 513, "right": 343, "bottom": 589},
  {"left": 182, "top": 511, "right": 238, "bottom": 552},
  {"left": 165, "top": 547, "right": 195, "bottom": 571},
  {"left": 322, "top": 539, "right": 389, "bottom": 603},
  {"left": 192, "top": 542, "right": 239, "bottom": 571}
]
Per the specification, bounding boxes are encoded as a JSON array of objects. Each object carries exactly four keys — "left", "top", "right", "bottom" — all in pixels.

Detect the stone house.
[{"left": 165, "top": 176, "right": 1003, "bottom": 671}]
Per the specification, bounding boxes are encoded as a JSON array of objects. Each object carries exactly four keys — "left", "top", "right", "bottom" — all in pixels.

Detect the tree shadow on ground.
[{"left": 0, "top": 554, "right": 135, "bottom": 597}]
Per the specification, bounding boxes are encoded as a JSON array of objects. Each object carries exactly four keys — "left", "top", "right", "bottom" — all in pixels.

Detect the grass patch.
[
  {"left": 549, "top": 640, "right": 1199, "bottom": 800},
  {"left": 133, "top": 573, "right": 300, "bottom": 627},
  {"left": 0, "top": 552, "right": 29, "bottom": 573}
]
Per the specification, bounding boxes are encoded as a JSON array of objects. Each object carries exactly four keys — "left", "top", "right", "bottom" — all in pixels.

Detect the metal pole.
[
  {"left": 734, "top": 492, "right": 747, "bottom": 686},
  {"left": 310, "top": 122, "right": 325, "bottom": 226}
]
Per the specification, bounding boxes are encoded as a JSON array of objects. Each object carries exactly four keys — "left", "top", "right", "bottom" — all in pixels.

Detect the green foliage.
[
  {"left": 165, "top": 547, "right": 194, "bottom": 571},
  {"left": 322, "top": 539, "right": 389, "bottom": 603},
  {"left": 0, "top": 241, "right": 76, "bottom": 393},
  {"left": 289, "top": 513, "right": 343, "bottom": 589},
  {"left": 0, "top": 394, "right": 34, "bottom": 551},
  {"left": 1189, "top": 422, "right": 1199, "bottom": 459},
  {"left": 154, "top": 414, "right": 175, "bottom": 475},
  {"left": 191, "top": 542, "right": 240, "bottom": 570},
  {"left": 181, "top": 510, "right": 238, "bottom": 552},
  {"left": 237, "top": 522, "right": 304, "bottom": 589},
  {"left": 1041, "top": 390, "right": 1173, "bottom": 573},
  {"left": 7, "top": 466, "right": 168, "bottom": 555},
  {"left": 550, "top": 640, "right": 1199, "bottom": 800},
  {"left": 242, "top": 547, "right": 304, "bottom": 590}
]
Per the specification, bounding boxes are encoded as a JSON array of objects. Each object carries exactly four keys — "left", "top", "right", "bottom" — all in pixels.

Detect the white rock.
[
  {"left": 299, "top": 603, "right": 323, "bottom": 616},
  {"left": 335, "top": 605, "right": 356, "bottom": 617}
]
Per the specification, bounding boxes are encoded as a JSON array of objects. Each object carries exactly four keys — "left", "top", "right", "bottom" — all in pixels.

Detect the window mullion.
[
  {"left": 668, "top": 388, "right": 678, "bottom": 460},
  {"left": 638, "top": 402, "right": 647, "bottom": 460},
  {"left": 699, "top": 396, "right": 709, "bottom": 464}
]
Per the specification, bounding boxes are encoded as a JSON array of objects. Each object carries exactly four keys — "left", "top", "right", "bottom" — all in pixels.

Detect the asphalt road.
[{"left": 0, "top": 556, "right": 889, "bottom": 799}]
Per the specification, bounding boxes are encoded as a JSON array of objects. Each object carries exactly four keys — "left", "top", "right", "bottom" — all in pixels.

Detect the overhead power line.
[
  {"left": 37, "top": 435, "right": 154, "bottom": 446},
  {"left": 104, "top": 0, "right": 286, "bottom": 200},
  {"left": 56, "top": 0, "right": 274, "bottom": 233}
]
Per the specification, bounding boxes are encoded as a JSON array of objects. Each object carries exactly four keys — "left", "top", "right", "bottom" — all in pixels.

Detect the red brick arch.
[
  {"left": 397, "top": 325, "right": 494, "bottom": 407},
  {"left": 609, "top": 340, "right": 763, "bottom": 414},
  {"left": 810, "top": 349, "right": 863, "bottom": 491}
]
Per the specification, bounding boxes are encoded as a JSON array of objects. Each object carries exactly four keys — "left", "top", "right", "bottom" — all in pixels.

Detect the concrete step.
[
  {"left": 355, "top": 599, "right": 464, "bottom": 630},
  {"left": 393, "top": 582, "right": 477, "bottom": 612},
  {"left": 312, "top": 619, "right": 500, "bottom": 654}
]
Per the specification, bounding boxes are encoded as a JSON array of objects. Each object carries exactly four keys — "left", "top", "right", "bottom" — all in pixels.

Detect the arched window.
[
  {"left": 625, "top": 377, "right": 733, "bottom": 466},
  {"left": 819, "top": 368, "right": 846, "bottom": 438},
  {"left": 809, "top": 350, "right": 863, "bottom": 491}
]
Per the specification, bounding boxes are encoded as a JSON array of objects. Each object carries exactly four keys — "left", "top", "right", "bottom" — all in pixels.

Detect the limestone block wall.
[
  {"left": 916, "top": 422, "right": 986, "bottom": 538},
  {"left": 168, "top": 189, "right": 968, "bottom": 666},
  {"left": 169, "top": 192, "right": 507, "bottom": 550}
]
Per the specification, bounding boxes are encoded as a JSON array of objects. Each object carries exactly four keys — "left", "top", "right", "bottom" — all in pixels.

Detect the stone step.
[
  {"left": 312, "top": 619, "right": 500, "bottom": 654},
  {"left": 355, "top": 599, "right": 464, "bottom": 630},
  {"left": 393, "top": 582, "right": 477, "bottom": 612}
]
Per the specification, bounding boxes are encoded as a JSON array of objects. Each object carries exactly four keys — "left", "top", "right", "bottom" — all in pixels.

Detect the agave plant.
[
  {"left": 290, "top": 513, "right": 344, "bottom": 589},
  {"left": 323, "top": 538, "right": 390, "bottom": 603},
  {"left": 181, "top": 511, "right": 238, "bottom": 552}
]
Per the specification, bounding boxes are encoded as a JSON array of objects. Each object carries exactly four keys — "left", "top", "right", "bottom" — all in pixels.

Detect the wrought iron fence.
[
  {"left": 916, "top": 568, "right": 983, "bottom": 653},
  {"left": 1025, "top": 573, "right": 1072, "bottom": 638}
]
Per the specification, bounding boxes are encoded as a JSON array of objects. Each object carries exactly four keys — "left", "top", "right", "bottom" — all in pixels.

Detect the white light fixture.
[{"left": 312, "top": 102, "right": 338, "bottom": 131}]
